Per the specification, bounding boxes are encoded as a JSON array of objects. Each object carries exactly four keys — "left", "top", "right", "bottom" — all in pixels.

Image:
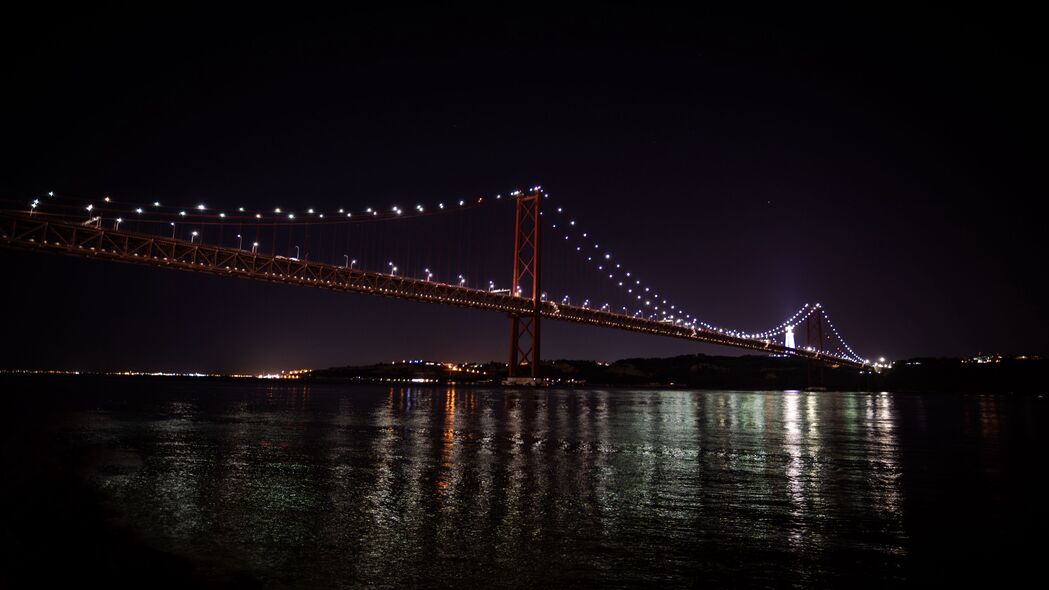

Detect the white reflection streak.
[
  {"left": 363, "top": 389, "right": 399, "bottom": 538},
  {"left": 866, "top": 393, "right": 901, "bottom": 518},
  {"left": 783, "top": 393, "right": 805, "bottom": 538}
]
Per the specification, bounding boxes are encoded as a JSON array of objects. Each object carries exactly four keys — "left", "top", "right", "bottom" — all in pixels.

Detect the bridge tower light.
[{"left": 785, "top": 325, "right": 795, "bottom": 349}]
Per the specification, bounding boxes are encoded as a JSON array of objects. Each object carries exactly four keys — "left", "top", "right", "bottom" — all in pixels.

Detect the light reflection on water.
[{"left": 64, "top": 385, "right": 1043, "bottom": 587}]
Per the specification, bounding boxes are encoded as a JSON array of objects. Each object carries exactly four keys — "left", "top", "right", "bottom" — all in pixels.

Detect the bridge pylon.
[
  {"left": 805, "top": 307, "right": 827, "bottom": 387},
  {"left": 508, "top": 189, "right": 542, "bottom": 378}
]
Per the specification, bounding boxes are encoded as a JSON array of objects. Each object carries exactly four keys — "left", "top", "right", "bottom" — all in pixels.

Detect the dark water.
[{"left": 3, "top": 379, "right": 1047, "bottom": 588}]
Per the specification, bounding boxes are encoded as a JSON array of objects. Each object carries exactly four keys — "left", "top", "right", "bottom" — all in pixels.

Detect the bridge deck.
[{"left": 1, "top": 210, "right": 867, "bottom": 370}]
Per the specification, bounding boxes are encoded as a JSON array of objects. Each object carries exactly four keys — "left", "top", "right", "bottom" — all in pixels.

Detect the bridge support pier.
[{"left": 508, "top": 189, "right": 542, "bottom": 379}]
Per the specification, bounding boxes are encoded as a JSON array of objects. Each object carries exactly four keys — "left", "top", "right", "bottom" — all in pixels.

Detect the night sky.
[{"left": 2, "top": 7, "right": 1044, "bottom": 373}]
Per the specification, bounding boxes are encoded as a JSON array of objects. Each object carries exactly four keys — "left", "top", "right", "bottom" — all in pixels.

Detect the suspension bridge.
[{"left": 0, "top": 187, "right": 878, "bottom": 378}]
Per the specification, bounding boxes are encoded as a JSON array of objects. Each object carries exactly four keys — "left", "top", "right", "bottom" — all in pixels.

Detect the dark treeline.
[{"left": 311, "top": 355, "right": 1047, "bottom": 393}]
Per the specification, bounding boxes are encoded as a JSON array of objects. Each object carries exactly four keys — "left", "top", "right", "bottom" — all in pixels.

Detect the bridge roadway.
[{"left": 1, "top": 210, "right": 866, "bottom": 369}]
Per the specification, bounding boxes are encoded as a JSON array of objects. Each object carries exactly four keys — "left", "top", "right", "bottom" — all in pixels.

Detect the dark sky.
[{"left": 2, "top": 7, "right": 1044, "bottom": 372}]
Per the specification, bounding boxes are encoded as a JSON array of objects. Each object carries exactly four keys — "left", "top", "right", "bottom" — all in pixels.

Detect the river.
[{"left": 3, "top": 378, "right": 1045, "bottom": 588}]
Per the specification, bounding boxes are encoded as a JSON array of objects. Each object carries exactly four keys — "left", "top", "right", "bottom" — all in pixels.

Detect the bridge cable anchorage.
[{"left": 1, "top": 184, "right": 870, "bottom": 370}]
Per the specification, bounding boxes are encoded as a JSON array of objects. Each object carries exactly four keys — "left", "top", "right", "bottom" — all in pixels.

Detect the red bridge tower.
[{"left": 508, "top": 189, "right": 542, "bottom": 378}]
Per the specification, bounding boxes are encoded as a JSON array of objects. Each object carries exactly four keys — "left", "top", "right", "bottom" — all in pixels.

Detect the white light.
[
  {"left": 135, "top": 208, "right": 143, "bottom": 214},
  {"left": 197, "top": 204, "right": 205, "bottom": 210},
  {"left": 153, "top": 201, "right": 160, "bottom": 206},
  {"left": 48, "top": 191, "right": 54, "bottom": 197}
]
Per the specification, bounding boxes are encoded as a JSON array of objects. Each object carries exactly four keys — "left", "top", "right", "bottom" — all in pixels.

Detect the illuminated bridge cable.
[{"left": 4, "top": 188, "right": 871, "bottom": 368}]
